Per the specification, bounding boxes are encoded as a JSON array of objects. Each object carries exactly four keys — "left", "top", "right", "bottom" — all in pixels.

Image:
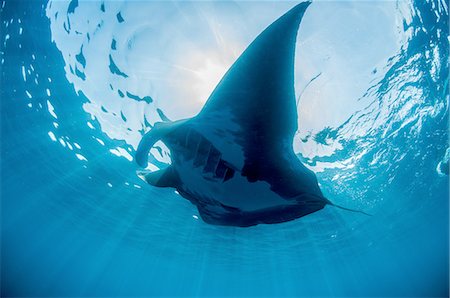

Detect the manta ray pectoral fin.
[
  {"left": 191, "top": 1, "right": 312, "bottom": 185},
  {"left": 137, "top": 166, "right": 180, "bottom": 188}
]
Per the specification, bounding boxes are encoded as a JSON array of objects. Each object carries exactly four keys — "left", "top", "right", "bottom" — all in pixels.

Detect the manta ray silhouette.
[{"left": 136, "top": 1, "right": 366, "bottom": 227}]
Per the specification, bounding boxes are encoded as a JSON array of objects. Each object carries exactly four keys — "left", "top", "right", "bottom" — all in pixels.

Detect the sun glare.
[{"left": 191, "top": 57, "right": 230, "bottom": 105}]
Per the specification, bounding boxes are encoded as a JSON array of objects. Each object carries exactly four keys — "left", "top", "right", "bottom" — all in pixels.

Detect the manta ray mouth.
[
  {"left": 136, "top": 147, "right": 172, "bottom": 179},
  {"left": 136, "top": 147, "right": 174, "bottom": 186},
  {"left": 136, "top": 169, "right": 155, "bottom": 181}
]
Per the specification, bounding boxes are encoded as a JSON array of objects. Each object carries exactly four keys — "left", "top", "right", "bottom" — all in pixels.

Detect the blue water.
[{"left": 1, "top": 0, "right": 448, "bottom": 297}]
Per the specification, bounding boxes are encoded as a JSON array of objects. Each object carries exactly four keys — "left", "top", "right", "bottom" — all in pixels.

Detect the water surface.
[{"left": 1, "top": 0, "right": 448, "bottom": 296}]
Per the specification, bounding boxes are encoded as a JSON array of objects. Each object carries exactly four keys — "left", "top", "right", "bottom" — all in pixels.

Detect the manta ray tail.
[{"left": 328, "top": 201, "right": 372, "bottom": 216}]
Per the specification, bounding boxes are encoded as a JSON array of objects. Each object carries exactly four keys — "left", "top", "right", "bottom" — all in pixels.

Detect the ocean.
[{"left": 1, "top": 0, "right": 448, "bottom": 296}]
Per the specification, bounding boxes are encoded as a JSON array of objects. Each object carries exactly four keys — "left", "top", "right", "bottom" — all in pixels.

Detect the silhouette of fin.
[
  {"left": 195, "top": 2, "right": 311, "bottom": 151},
  {"left": 187, "top": 2, "right": 312, "bottom": 188}
]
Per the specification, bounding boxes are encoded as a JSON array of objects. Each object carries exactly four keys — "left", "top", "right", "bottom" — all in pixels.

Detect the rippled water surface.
[{"left": 1, "top": 0, "right": 448, "bottom": 297}]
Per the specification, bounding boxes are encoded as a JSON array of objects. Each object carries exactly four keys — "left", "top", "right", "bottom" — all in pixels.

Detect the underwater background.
[{"left": 1, "top": 0, "right": 448, "bottom": 297}]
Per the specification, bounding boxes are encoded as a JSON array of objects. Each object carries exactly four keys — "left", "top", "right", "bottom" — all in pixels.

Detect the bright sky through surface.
[{"left": 47, "top": 1, "right": 401, "bottom": 154}]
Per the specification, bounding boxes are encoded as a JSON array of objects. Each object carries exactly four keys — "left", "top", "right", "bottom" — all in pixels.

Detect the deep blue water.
[{"left": 1, "top": 0, "right": 449, "bottom": 297}]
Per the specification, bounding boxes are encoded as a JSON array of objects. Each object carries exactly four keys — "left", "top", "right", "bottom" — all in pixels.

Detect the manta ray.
[{"left": 135, "top": 1, "right": 366, "bottom": 227}]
